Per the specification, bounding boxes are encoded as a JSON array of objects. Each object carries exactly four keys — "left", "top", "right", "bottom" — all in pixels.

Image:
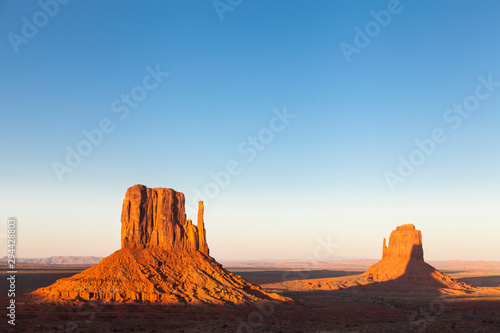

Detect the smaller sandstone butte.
[
  {"left": 359, "top": 224, "right": 471, "bottom": 292},
  {"left": 364, "top": 224, "right": 474, "bottom": 292},
  {"left": 33, "top": 185, "right": 287, "bottom": 304},
  {"left": 364, "top": 223, "right": 427, "bottom": 282},
  {"left": 265, "top": 224, "right": 473, "bottom": 294},
  {"left": 382, "top": 224, "right": 423, "bottom": 261}
]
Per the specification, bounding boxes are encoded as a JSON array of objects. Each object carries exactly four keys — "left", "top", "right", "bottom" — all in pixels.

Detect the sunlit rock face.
[
  {"left": 382, "top": 224, "right": 423, "bottom": 261},
  {"left": 262, "top": 223, "right": 474, "bottom": 295},
  {"left": 33, "top": 185, "right": 287, "bottom": 304},
  {"left": 363, "top": 224, "right": 463, "bottom": 289},
  {"left": 120, "top": 185, "right": 209, "bottom": 255}
]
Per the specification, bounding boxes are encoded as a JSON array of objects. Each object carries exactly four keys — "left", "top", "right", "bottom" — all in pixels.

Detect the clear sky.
[{"left": 1, "top": 0, "right": 499, "bottom": 261}]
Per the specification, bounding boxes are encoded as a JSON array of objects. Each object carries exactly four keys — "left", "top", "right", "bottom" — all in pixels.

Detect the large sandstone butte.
[
  {"left": 33, "top": 185, "right": 287, "bottom": 304},
  {"left": 120, "top": 186, "right": 208, "bottom": 254},
  {"left": 266, "top": 224, "right": 473, "bottom": 294}
]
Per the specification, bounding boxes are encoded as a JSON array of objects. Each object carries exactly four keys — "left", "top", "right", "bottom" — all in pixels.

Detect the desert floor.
[{"left": 1, "top": 264, "right": 500, "bottom": 332}]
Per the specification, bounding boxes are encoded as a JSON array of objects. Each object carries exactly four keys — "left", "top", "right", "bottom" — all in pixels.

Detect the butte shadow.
[{"left": 31, "top": 184, "right": 288, "bottom": 304}]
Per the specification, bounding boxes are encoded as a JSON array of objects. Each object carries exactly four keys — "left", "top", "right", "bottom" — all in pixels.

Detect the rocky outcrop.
[
  {"left": 120, "top": 185, "right": 208, "bottom": 255},
  {"left": 382, "top": 224, "right": 423, "bottom": 261},
  {"left": 265, "top": 224, "right": 473, "bottom": 294},
  {"left": 33, "top": 247, "right": 281, "bottom": 304},
  {"left": 363, "top": 224, "right": 463, "bottom": 287},
  {"left": 197, "top": 201, "right": 209, "bottom": 255},
  {"left": 33, "top": 185, "right": 286, "bottom": 304}
]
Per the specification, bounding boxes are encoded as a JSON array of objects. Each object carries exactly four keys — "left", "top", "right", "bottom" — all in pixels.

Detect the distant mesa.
[
  {"left": 0, "top": 256, "right": 103, "bottom": 265},
  {"left": 266, "top": 224, "right": 475, "bottom": 294},
  {"left": 33, "top": 184, "right": 287, "bottom": 304}
]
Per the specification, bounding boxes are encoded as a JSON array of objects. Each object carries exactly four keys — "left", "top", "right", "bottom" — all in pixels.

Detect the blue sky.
[{"left": 1, "top": 0, "right": 499, "bottom": 260}]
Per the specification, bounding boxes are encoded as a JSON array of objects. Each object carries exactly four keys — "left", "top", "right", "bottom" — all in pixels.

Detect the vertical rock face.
[
  {"left": 359, "top": 224, "right": 470, "bottom": 291},
  {"left": 382, "top": 224, "right": 423, "bottom": 261},
  {"left": 364, "top": 224, "right": 426, "bottom": 281},
  {"left": 121, "top": 184, "right": 209, "bottom": 255},
  {"left": 361, "top": 223, "right": 467, "bottom": 290},
  {"left": 33, "top": 184, "right": 287, "bottom": 304}
]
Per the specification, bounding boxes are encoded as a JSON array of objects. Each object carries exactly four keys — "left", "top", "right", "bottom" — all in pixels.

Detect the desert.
[
  {"left": 3, "top": 2, "right": 500, "bottom": 332},
  {"left": 2, "top": 261, "right": 500, "bottom": 332},
  {"left": 1, "top": 185, "right": 500, "bottom": 332}
]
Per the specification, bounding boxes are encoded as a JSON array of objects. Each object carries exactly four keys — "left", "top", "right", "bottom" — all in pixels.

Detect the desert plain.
[
  {"left": 1, "top": 260, "right": 500, "bottom": 332},
  {"left": 2, "top": 186, "right": 499, "bottom": 333}
]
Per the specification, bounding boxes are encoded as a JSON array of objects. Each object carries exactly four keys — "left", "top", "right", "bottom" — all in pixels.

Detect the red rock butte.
[
  {"left": 266, "top": 224, "right": 474, "bottom": 294},
  {"left": 32, "top": 185, "right": 287, "bottom": 304},
  {"left": 120, "top": 186, "right": 209, "bottom": 254},
  {"left": 359, "top": 224, "right": 471, "bottom": 291},
  {"left": 382, "top": 224, "right": 423, "bottom": 261}
]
